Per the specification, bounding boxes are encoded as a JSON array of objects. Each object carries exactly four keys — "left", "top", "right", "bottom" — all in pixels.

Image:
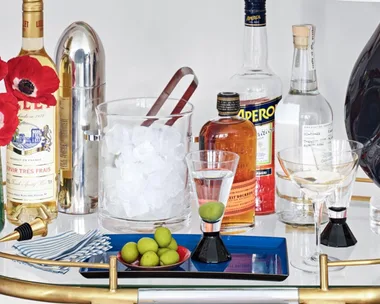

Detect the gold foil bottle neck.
[
  {"left": 292, "top": 24, "right": 313, "bottom": 49},
  {"left": 23, "top": 0, "right": 43, "bottom": 12},
  {"left": 22, "top": 0, "right": 43, "bottom": 38}
]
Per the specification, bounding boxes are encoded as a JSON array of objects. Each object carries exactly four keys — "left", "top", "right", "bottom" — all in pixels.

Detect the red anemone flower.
[
  {"left": 0, "top": 93, "right": 19, "bottom": 146},
  {"left": 5, "top": 55, "right": 59, "bottom": 106},
  {"left": 0, "top": 57, "right": 8, "bottom": 81}
]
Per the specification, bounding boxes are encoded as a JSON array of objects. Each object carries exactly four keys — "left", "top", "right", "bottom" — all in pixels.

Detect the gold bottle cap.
[
  {"left": 23, "top": 0, "right": 43, "bottom": 12},
  {"left": 292, "top": 24, "right": 315, "bottom": 49}
]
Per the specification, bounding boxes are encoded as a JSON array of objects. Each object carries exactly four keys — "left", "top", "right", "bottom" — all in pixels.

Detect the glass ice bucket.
[{"left": 94, "top": 98, "right": 194, "bottom": 233}]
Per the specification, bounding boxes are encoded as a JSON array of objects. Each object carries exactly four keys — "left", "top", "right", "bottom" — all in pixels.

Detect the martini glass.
[
  {"left": 319, "top": 140, "right": 363, "bottom": 247},
  {"left": 277, "top": 146, "right": 359, "bottom": 272},
  {"left": 185, "top": 150, "right": 239, "bottom": 263}
]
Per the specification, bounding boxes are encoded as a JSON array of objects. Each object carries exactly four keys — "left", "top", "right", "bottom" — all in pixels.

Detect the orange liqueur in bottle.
[{"left": 199, "top": 92, "right": 257, "bottom": 233}]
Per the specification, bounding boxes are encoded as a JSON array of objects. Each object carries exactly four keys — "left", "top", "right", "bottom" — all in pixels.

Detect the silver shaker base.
[{"left": 58, "top": 178, "right": 98, "bottom": 215}]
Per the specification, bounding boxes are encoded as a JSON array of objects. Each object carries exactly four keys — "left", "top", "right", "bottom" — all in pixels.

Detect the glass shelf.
[{"left": 1, "top": 196, "right": 380, "bottom": 303}]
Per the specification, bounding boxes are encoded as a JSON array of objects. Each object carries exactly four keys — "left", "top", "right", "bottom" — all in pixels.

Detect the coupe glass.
[
  {"left": 185, "top": 150, "right": 239, "bottom": 264},
  {"left": 277, "top": 145, "right": 359, "bottom": 272}
]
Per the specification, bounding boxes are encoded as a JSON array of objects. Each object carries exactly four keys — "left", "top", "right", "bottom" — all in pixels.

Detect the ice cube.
[
  {"left": 173, "top": 143, "right": 186, "bottom": 161},
  {"left": 120, "top": 144, "right": 134, "bottom": 163},
  {"left": 167, "top": 189, "right": 188, "bottom": 217},
  {"left": 174, "top": 160, "right": 188, "bottom": 181},
  {"left": 105, "top": 124, "right": 130, "bottom": 155},
  {"left": 144, "top": 188, "right": 167, "bottom": 211},
  {"left": 120, "top": 165, "right": 145, "bottom": 195},
  {"left": 164, "top": 171, "right": 185, "bottom": 198},
  {"left": 147, "top": 124, "right": 163, "bottom": 150},
  {"left": 107, "top": 202, "right": 127, "bottom": 218},
  {"left": 146, "top": 169, "right": 171, "bottom": 188},
  {"left": 132, "top": 126, "right": 150, "bottom": 146},
  {"left": 159, "top": 126, "right": 182, "bottom": 153},
  {"left": 114, "top": 154, "right": 124, "bottom": 168},
  {"left": 133, "top": 141, "right": 156, "bottom": 162},
  {"left": 123, "top": 195, "right": 151, "bottom": 219},
  {"left": 103, "top": 166, "right": 121, "bottom": 189},
  {"left": 100, "top": 141, "right": 116, "bottom": 165},
  {"left": 142, "top": 155, "right": 167, "bottom": 175}
]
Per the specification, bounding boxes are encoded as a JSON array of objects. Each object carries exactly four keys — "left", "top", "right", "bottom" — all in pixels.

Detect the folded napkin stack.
[{"left": 13, "top": 229, "right": 112, "bottom": 274}]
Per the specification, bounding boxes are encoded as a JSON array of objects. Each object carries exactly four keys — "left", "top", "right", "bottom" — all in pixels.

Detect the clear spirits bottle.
[
  {"left": 199, "top": 92, "right": 257, "bottom": 233},
  {"left": 229, "top": 0, "right": 282, "bottom": 215},
  {"left": 275, "top": 25, "right": 333, "bottom": 226},
  {"left": 6, "top": 0, "right": 59, "bottom": 224}
]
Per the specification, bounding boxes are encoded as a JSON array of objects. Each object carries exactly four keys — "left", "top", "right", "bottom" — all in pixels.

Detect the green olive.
[
  {"left": 167, "top": 237, "right": 178, "bottom": 251},
  {"left": 157, "top": 248, "right": 171, "bottom": 257},
  {"left": 160, "top": 249, "right": 180, "bottom": 266},
  {"left": 137, "top": 237, "right": 158, "bottom": 255},
  {"left": 120, "top": 242, "right": 139, "bottom": 263},
  {"left": 140, "top": 251, "right": 159, "bottom": 267},
  {"left": 198, "top": 201, "right": 225, "bottom": 222},
  {"left": 154, "top": 227, "right": 172, "bottom": 248}
]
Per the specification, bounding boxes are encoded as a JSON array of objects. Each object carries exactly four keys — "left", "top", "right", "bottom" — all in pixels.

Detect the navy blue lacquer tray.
[{"left": 80, "top": 234, "right": 289, "bottom": 281}]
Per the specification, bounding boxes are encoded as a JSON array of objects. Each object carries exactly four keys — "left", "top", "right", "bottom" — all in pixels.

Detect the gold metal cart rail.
[{"left": 1, "top": 250, "right": 380, "bottom": 303}]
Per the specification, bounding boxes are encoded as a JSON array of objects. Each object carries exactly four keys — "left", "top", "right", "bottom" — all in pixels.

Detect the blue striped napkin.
[{"left": 13, "top": 229, "right": 112, "bottom": 274}]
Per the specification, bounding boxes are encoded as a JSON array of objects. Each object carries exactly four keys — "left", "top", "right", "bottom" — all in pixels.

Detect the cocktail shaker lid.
[{"left": 55, "top": 21, "right": 105, "bottom": 88}]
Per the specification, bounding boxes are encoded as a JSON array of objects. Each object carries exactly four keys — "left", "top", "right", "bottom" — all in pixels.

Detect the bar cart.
[{"left": 1, "top": 179, "right": 380, "bottom": 304}]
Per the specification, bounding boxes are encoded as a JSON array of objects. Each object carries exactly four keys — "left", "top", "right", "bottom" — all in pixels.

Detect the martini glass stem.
[{"left": 311, "top": 198, "right": 325, "bottom": 261}]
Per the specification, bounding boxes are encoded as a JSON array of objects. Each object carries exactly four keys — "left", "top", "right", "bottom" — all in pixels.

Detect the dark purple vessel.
[{"left": 345, "top": 24, "right": 380, "bottom": 187}]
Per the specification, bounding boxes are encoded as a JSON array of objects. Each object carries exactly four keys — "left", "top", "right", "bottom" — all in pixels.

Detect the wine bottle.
[
  {"left": 6, "top": 0, "right": 59, "bottom": 224},
  {"left": 229, "top": 0, "right": 282, "bottom": 215}
]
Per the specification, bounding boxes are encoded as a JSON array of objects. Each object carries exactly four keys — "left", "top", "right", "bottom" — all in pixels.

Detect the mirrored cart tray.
[{"left": 80, "top": 234, "right": 289, "bottom": 281}]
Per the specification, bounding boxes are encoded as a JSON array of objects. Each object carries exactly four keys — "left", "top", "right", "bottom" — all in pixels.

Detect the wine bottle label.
[
  {"left": 23, "top": 11, "right": 43, "bottom": 38},
  {"left": 239, "top": 96, "right": 281, "bottom": 177},
  {"left": 302, "top": 122, "right": 333, "bottom": 148},
  {"left": 6, "top": 102, "right": 56, "bottom": 203},
  {"left": 245, "top": 10, "right": 266, "bottom": 27}
]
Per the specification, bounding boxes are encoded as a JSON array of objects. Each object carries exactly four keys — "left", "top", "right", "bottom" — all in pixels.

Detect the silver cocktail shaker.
[{"left": 55, "top": 21, "right": 105, "bottom": 214}]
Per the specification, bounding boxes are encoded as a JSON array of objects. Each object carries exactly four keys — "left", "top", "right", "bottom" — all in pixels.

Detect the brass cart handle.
[
  {"left": 299, "top": 254, "right": 380, "bottom": 304},
  {"left": 0, "top": 251, "right": 138, "bottom": 303},
  {"left": 2, "top": 250, "right": 380, "bottom": 303}
]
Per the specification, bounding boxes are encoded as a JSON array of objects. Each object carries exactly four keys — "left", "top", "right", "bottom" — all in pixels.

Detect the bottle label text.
[
  {"left": 245, "top": 11, "right": 266, "bottom": 27},
  {"left": 239, "top": 96, "right": 282, "bottom": 176},
  {"left": 6, "top": 100, "right": 56, "bottom": 203}
]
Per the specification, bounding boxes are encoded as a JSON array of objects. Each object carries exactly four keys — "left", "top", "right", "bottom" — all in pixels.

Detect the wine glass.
[
  {"left": 277, "top": 145, "right": 359, "bottom": 272},
  {"left": 185, "top": 150, "right": 239, "bottom": 263}
]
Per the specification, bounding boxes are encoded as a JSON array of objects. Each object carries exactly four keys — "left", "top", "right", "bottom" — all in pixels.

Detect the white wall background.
[
  {"left": 1, "top": 0, "right": 380, "bottom": 201},
  {"left": 0, "top": 1, "right": 380, "bottom": 303}
]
